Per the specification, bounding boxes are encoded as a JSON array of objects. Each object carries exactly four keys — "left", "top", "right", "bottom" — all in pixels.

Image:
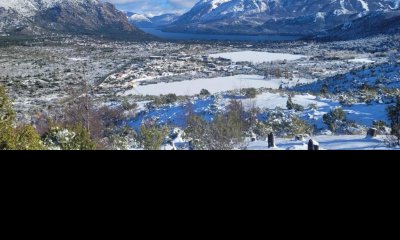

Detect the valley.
[
  {"left": 1, "top": 0, "right": 400, "bottom": 151},
  {"left": 1, "top": 33, "right": 399, "bottom": 150}
]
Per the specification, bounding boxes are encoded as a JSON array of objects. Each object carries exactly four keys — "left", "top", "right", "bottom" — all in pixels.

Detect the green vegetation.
[
  {"left": 185, "top": 100, "right": 247, "bottom": 150},
  {"left": 43, "top": 124, "right": 96, "bottom": 150},
  {"left": 265, "top": 110, "right": 313, "bottom": 138},
  {"left": 242, "top": 88, "right": 258, "bottom": 99},
  {"left": 323, "top": 107, "right": 347, "bottom": 133},
  {"left": 286, "top": 95, "right": 304, "bottom": 112},
  {"left": 1, "top": 85, "right": 97, "bottom": 150},
  {"left": 387, "top": 96, "right": 400, "bottom": 146},
  {"left": 149, "top": 94, "right": 179, "bottom": 108},
  {"left": 0, "top": 85, "right": 43, "bottom": 150},
  {"left": 200, "top": 89, "right": 211, "bottom": 96},
  {"left": 140, "top": 123, "right": 169, "bottom": 150}
]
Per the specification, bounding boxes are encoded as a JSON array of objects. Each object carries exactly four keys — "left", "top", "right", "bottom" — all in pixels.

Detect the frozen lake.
[
  {"left": 124, "top": 75, "right": 312, "bottom": 96},
  {"left": 140, "top": 28, "right": 303, "bottom": 42},
  {"left": 210, "top": 51, "right": 307, "bottom": 63}
]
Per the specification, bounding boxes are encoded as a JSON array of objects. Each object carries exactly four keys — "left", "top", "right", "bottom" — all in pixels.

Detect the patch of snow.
[
  {"left": 209, "top": 51, "right": 307, "bottom": 64},
  {"left": 247, "top": 135, "right": 392, "bottom": 150},
  {"left": 124, "top": 75, "right": 312, "bottom": 96},
  {"left": 348, "top": 58, "right": 374, "bottom": 63}
]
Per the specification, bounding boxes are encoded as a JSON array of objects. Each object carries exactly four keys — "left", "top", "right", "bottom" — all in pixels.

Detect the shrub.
[
  {"left": 372, "top": 120, "right": 387, "bottom": 131},
  {"left": 200, "top": 89, "right": 211, "bottom": 96},
  {"left": 287, "top": 95, "right": 304, "bottom": 111},
  {"left": 43, "top": 124, "right": 96, "bottom": 150},
  {"left": 1, "top": 85, "right": 44, "bottom": 150},
  {"left": 151, "top": 94, "right": 179, "bottom": 107},
  {"left": 387, "top": 96, "right": 400, "bottom": 146},
  {"left": 122, "top": 99, "right": 138, "bottom": 111},
  {"left": 15, "top": 125, "right": 44, "bottom": 150},
  {"left": 265, "top": 110, "right": 313, "bottom": 138},
  {"left": 242, "top": 88, "right": 258, "bottom": 99},
  {"left": 140, "top": 123, "right": 169, "bottom": 150},
  {"left": 320, "top": 83, "right": 329, "bottom": 96},
  {"left": 323, "top": 107, "right": 347, "bottom": 132},
  {"left": 185, "top": 100, "right": 247, "bottom": 150}
]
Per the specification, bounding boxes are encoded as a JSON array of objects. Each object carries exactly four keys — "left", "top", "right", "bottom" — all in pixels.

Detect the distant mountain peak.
[{"left": 165, "top": 0, "right": 400, "bottom": 35}]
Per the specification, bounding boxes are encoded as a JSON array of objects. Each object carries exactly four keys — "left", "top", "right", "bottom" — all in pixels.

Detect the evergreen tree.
[{"left": 15, "top": 125, "right": 44, "bottom": 150}]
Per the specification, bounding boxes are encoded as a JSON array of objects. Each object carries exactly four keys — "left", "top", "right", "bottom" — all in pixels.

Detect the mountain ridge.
[
  {"left": 165, "top": 0, "right": 400, "bottom": 36},
  {"left": 0, "top": 0, "right": 151, "bottom": 40}
]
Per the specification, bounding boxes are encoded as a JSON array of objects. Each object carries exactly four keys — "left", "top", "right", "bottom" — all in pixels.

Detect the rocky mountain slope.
[
  {"left": 0, "top": 0, "right": 150, "bottom": 39},
  {"left": 165, "top": 0, "right": 400, "bottom": 35},
  {"left": 319, "top": 9, "right": 400, "bottom": 40}
]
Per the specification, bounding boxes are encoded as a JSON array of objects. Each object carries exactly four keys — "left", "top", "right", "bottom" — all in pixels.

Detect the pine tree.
[{"left": 15, "top": 125, "right": 44, "bottom": 150}]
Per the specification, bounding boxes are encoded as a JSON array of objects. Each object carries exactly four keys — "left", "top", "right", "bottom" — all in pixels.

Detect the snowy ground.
[
  {"left": 123, "top": 75, "right": 313, "bottom": 96},
  {"left": 128, "top": 90, "right": 390, "bottom": 131},
  {"left": 348, "top": 58, "right": 375, "bottom": 63},
  {"left": 246, "top": 135, "right": 393, "bottom": 150},
  {"left": 209, "top": 51, "right": 307, "bottom": 63}
]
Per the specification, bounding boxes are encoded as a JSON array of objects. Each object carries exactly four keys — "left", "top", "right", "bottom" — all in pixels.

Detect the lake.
[{"left": 140, "top": 28, "right": 303, "bottom": 42}]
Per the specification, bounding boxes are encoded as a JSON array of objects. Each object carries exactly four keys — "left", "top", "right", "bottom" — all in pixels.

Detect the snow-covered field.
[
  {"left": 128, "top": 89, "right": 390, "bottom": 132},
  {"left": 209, "top": 51, "right": 307, "bottom": 63},
  {"left": 124, "top": 75, "right": 313, "bottom": 96},
  {"left": 240, "top": 93, "right": 389, "bottom": 127},
  {"left": 247, "top": 135, "right": 393, "bottom": 150},
  {"left": 348, "top": 58, "right": 375, "bottom": 63},
  {"left": 241, "top": 93, "right": 329, "bottom": 110}
]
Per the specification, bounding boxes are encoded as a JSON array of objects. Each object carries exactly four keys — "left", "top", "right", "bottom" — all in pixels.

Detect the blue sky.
[{"left": 106, "top": 0, "right": 198, "bottom": 16}]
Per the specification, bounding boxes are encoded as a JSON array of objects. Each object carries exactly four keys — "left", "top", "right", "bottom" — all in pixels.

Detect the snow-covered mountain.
[
  {"left": 124, "top": 11, "right": 153, "bottom": 28},
  {"left": 319, "top": 9, "right": 400, "bottom": 40},
  {"left": 166, "top": 0, "right": 400, "bottom": 35},
  {"left": 0, "top": 0, "right": 149, "bottom": 39},
  {"left": 124, "top": 12, "right": 181, "bottom": 28}
]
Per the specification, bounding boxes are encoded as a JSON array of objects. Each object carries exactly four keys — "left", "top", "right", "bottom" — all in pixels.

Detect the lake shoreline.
[{"left": 139, "top": 28, "right": 303, "bottom": 42}]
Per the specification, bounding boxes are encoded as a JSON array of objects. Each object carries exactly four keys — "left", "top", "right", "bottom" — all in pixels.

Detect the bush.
[
  {"left": 200, "top": 89, "right": 210, "bottom": 96},
  {"left": 151, "top": 94, "right": 179, "bottom": 107},
  {"left": 308, "top": 103, "right": 318, "bottom": 110},
  {"left": 164, "top": 94, "right": 178, "bottom": 104},
  {"left": 372, "top": 120, "right": 387, "bottom": 131},
  {"left": 1, "top": 85, "right": 44, "bottom": 150},
  {"left": 122, "top": 99, "right": 138, "bottom": 111},
  {"left": 287, "top": 95, "right": 304, "bottom": 112},
  {"left": 323, "top": 107, "right": 347, "bottom": 132},
  {"left": 242, "top": 88, "right": 258, "bottom": 99},
  {"left": 387, "top": 96, "right": 400, "bottom": 146},
  {"left": 15, "top": 125, "right": 44, "bottom": 150},
  {"left": 43, "top": 124, "right": 96, "bottom": 150},
  {"left": 320, "top": 83, "right": 329, "bottom": 96},
  {"left": 265, "top": 110, "right": 313, "bottom": 138},
  {"left": 185, "top": 100, "right": 247, "bottom": 150},
  {"left": 140, "top": 123, "right": 169, "bottom": 150},
  {"left": 0, "top": 85, "right": 16, "bottom": 150}
]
